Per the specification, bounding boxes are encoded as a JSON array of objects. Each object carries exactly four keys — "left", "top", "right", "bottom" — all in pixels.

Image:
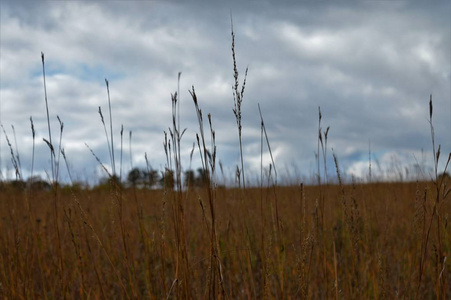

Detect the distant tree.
[
  {"left": 30, "top": 180, "right": 51, "bottom": 191},
  {"left": 27, "top": 176, "right": 51, "bottom": 191},
  {"left": 184, "top": 169, "right": 196, "bottom": 188},
  {"left": 160, "top": 169, "right": 174, "bottom": 190},
  {"left": 98, "top": 174, "right": 122, "bottom": 190},
  {"left": 143, "top": 169, "right": 160, "bottom": 189},
  {"left": 126, "top": 167, "right": 160, "bottom": 189},
  {"left": 183, "top": 168, "right": 211, "bottom": 188},
  {"left": 128, "top": 167, "right": 143, "bottom": 187},
  {"left": 1, "top": 177, "right": 50, "bottom": 191},
  {"left": 196, "top": 168, "right": 210, "bottom": 187},
  {"left": 438, "top": 172, "right": 450, "bottom": 184},
  {"left": 10, "top": 179, "right": 26, "bottom": 190},
  {"left": 71, "top": 181, "right": 88, "bottom": 191}
]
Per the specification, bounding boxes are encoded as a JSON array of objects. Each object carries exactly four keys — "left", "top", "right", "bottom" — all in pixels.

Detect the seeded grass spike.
[
  {"left": 231, "top": 14, "right": 248, "bottom": 189},
  {"left": 29, "top": 117, "right": 35, "bottom": 182},
  {"left": 41, "top": 52, "right": 54, "bottom": 182}
]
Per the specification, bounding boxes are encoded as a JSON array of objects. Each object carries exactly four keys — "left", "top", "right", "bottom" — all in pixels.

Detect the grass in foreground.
[{"left": 0, "top": 180, "right": 450, "bottom": 298}]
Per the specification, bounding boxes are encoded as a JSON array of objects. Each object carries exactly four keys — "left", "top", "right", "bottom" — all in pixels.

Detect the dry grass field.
[
  {"left": 0, "top": 179, "right": 450, "bottom": 298},
  {"left": 1, "top": 27, "right": 450, "bottom": 299}
]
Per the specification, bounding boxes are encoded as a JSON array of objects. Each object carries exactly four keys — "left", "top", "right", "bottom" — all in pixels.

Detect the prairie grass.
[
  {"left": 0, "top": 28, "right": 451, "bottom": 299},
  {"left": 1, "top": 180, "right": 450, "bottom": 298}
]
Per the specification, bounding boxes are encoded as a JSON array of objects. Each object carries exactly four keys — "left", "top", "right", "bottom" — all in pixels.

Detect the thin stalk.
[
  {"left": 169, "top": 85, "right": 190, "bottom": 298},
  {"left": 190, "top": 87, "right": 226, "bottom": 298},
  {"left": 231, "top": 15, "right": 248, "bottom": 189},
  {"left": 368, "top": 139, "right": 372, "bottom": 183},
  {"left": 105, "top": 79, "right": 116, "bottom": 175},
  {"left": 41, "top": 52, "right": 54, "bottom": 182},
  {"left": 41, "top": 52, "right": 64, "bottom": 296},
  {"left": 258, "top": 104, "right": 279, "bottom": 232},
  {"left": 98, "top": 107, "right": 112, "bottom": 170},
  {"left": 259, "top": 103, "right": 283, "bottom": 295},
  {"left": 1, "top": 125, "right": 21, "bottom": 180},
  {"left": 120, "top": 125, "right": 124, "bottom": 182},
  {"left": 55, "top": 116, "right": 64, "bottom": 183},
  {"left": 129, "top": 131, "right": 132, "bottom": 172},
  {"left": 11, "top": 125, "right": 22, "bottom": 177},
  {"left": 259, "top": 105, "right": 267, "bottom": 296},
  {"left": 29, "top": 116, "right": 36, "bottom": 203}
]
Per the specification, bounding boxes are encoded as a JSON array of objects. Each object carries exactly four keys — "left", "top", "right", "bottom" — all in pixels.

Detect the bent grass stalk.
[
  {"left": 417, "top": 95, "right": 451, "bottom": 297},
  {"left": 41, "top": 52, "right": 66, "bottom": 296},
  {"left": 105, "top": 79, "right": 116, "bottom": 176},
  {"left": 190, "top": 86, "right": 226, "bottom": 298},
  {"left": 41, "top": 52, "right": 54, "bottom": 182},
  {"left": 166, "top": 84, "right": 191, "bottom": 298}
]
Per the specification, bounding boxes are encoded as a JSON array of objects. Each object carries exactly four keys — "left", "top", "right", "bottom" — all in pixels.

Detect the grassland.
[
  {"left": 0, "top": 179, "right": 450, "bottom": 298},
  {"left": 1, "top": 26, "right": 450, "bottom": 299}
]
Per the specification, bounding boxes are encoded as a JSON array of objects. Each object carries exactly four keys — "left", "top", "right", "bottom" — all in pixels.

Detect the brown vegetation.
[
  {"left": 0, "top": 180, "right": 450, "bottom": 298},
  {"left": 1, "top": 23, "right": 450, "bottom": 299}
]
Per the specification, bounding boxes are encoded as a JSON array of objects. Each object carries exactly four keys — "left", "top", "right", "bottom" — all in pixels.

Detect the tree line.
[
  {"left": 125, "top": 167, "right": 210, "bottom": 189},
  {"left": 0, "top": 167, "right": 213, "bottom": 191}
]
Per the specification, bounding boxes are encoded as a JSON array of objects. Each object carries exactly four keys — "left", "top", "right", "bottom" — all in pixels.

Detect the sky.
[{"left": 0, "top": 0, "right": 450, "bottom": 186}]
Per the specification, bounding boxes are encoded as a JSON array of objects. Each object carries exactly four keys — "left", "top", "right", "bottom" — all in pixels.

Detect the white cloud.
[{"left": 0, "top": 0, "right": 449, "bottom": 185}]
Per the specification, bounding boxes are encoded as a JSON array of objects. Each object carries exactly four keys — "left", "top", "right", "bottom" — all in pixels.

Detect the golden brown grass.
[{"left": 0, "top": 181, "right": 450, "bottom": 298}]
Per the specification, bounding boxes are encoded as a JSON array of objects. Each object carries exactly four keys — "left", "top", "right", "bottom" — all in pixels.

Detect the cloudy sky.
[{"left": 0, "top": 0, "right": 450, "bottom": 185}]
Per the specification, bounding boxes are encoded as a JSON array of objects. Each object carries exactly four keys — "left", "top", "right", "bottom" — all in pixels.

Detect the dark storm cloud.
[{"left": 0, "top": 0, "right": 449, "bottom": 184}]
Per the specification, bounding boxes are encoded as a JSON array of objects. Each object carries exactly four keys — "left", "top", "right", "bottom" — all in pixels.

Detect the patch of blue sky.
[
  {"left": 339, "top": 149, "right": 388, "bottom": 165},
  {"left": 30, "top": 62, "right": 124, "bottom": 83},
  {"left": 30, "top": 60, "right": 65, "bottom": 79},
  {"left": 76, "top": 63, "right": 124, "bottom": 83}
]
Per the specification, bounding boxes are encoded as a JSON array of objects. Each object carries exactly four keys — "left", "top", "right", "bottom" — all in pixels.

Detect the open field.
[
  {"left": 1, "top": 13, "right": 450, "bottom": 298},
  {"left": 1, "top": 178, "right": 450, "bottom": 298},
  {"left": 0, "top": 73, "right": 450, "bottom": 298}
]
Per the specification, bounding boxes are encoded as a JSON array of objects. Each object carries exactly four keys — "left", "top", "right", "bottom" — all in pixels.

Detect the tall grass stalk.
[
  {"left": 120, "top": 125, "right": 124, "bottom": 182},
  {"left": 231, "top": 16, "right": 248, "bottom": 190},
  {"left": 258, "top": 104, "right": 278, "bottom": 227},
  {"left": 55, "top": 116, "right": 64, "bottom": 183},
  {"left": 40, "top": 52, "right": 67, "bottom": 296},
  {"left": 230, "top": 18, "right": 258, "bottom": 297},
  {"left": 105, "top": 79, "right": 116, "bottom": 176},
  {"left": 41, "top": 52, "right": 54, "bottom": 182},
  {"left": 28, "top": 117, "right": 36, "bottom": 209},
  {"left": 167, "top": 81, "right": 191, "bottom": 298},
  {"left": 30, "top": 116, "right": 36, "bottom": 184},
  {"left": 1, "top": 125, "right": 21, "bottom": 180},
  {"left": 317, "top": 107, "right": 330, "bottom": 291},
  {"left": 317, "top": 107, "right": 330, "bottom": 227},
  {"left": 259, "top": 104, "right": 267, "bottom": 296},
  {"left": 11, "top": 125, "right": 22, "bottom": 177},
  {"left": 258, "top": 103, "right": 286, "bottom": 296},
  {"left": 98, "top": 106, "right": 113, "bottom": 170},
  {"left": 118, "top": 124, "right": 138, "bottom": 298},
  {"left": 368, "top": 140, "right": 372, "bottom": 183},
  {"left": 417, "top": 95, "right": 451, "bottom": 297},
  {"left": 190, "top": 86, "right": 226, "bottom": 298}
]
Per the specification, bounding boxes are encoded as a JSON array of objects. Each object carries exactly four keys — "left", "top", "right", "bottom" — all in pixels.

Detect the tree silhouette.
[
  {"left": 184, "top": 169, "right": 196, "bottom": 188},
  {"left": 143, "top": 169, "right": 159, "bottom": 189},
  {"left": 128, "top": 167, "right": 142, "bottom": 187},
  {"left": 160, "top": 169, "right": 174, "bottom": 190}
]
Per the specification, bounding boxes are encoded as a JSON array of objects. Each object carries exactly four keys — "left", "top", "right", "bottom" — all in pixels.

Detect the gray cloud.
[{"left": 0, "top": 0, "right": 449, "bottom": 185}]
